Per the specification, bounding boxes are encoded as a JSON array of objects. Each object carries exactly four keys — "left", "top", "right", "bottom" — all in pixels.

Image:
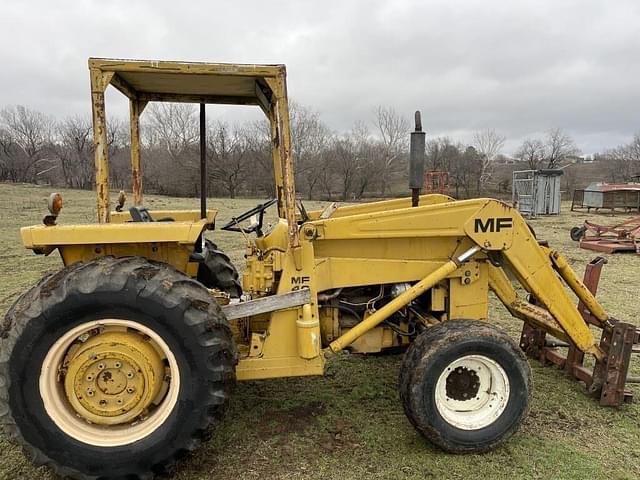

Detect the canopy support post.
[{"left": 200, "top": 103, "right": 207, "bottom": 219}]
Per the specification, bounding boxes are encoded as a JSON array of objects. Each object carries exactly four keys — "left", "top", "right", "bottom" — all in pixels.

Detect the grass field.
[{"left": 0, "top": 183, "right": 638, "bottom": 480}]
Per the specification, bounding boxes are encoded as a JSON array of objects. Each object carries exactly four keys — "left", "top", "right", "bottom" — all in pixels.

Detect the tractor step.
[{"left": 519, "top": 256, "right": 639, "bottom": 406}]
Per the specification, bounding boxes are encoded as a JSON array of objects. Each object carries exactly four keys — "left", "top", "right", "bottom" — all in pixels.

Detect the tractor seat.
[{"left": 129, "top": 206, "right": 174, "bottom": 222}]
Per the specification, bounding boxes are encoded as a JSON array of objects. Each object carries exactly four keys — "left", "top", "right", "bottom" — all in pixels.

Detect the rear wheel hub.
[{"left": 64, "top": 331, "right": 165, "bottom": 425}]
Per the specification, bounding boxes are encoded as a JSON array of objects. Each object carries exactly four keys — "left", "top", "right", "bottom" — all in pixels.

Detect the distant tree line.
[{"left": 1, "top": 103, "right": 638, "bottom": 200}]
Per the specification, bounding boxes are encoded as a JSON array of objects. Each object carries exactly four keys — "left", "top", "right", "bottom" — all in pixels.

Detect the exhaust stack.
[{"left": 409, "top": 111, "right": 426, "bottom": 207}]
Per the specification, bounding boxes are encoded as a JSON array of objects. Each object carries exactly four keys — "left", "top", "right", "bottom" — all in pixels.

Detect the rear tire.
[
  {"left": 399, "top": 320, "right": 532, "bottom": 453},
  {"left": 197, "top": 239, "right": 242, "bottom": 297},
  {"left": 0, "top": 256, "right": 236, "bottom": 480}
]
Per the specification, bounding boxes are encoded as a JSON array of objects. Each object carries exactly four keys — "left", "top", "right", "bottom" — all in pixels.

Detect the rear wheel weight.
[
  {"left": 399, "top": 320, "right": 532, "bottom": 453},
  {"left": 0, "top": 256, "right": 237, "bottom": 480}
]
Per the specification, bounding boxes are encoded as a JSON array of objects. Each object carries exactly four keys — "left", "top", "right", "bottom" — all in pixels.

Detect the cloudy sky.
[{"left": 1, "top": 0, "right": 638, "bottom": 154}]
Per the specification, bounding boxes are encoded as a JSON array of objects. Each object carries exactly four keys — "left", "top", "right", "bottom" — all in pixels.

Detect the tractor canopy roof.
[{"left": 88, "top": 57, "right": 286, "bottom": 110}]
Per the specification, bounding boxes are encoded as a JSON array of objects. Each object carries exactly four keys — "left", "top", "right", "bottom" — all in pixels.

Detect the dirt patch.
[
  {"left": 255, "top": 401, "right": 360, "bottom": 453},
  {"left": 318, "top": 418, "right": 360, "bottom": 452},
  {"left": 521, "top": 407, "right": 594, "bottom": 436},
  {"left": 256, "top": 401, "right": 326, "bottom": 438}
]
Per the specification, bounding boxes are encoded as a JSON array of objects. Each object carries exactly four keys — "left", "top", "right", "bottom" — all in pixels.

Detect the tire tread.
[
  {"left": 0, "top": 256, "right": 236, "bottom": 480},
  {"left": 399, "top": 319, "right": 532, "bottom": 453}
]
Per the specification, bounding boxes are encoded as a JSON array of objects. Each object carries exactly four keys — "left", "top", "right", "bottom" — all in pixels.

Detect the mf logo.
[
  {"left": 291, "top": 276, "right": 310, "bottom": 291},
  {"left": 474, "top": 217, "right": 513, "bottom": 233}
]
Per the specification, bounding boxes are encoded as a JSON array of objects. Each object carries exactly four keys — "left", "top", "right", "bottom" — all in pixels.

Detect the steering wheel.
[{"left": 220, "top": 198, "right": 278, "bottom": 235}]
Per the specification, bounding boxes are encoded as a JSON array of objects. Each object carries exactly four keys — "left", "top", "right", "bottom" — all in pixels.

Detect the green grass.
[{"left": 0, "top": 183, "right": 638, "bottom": 480}]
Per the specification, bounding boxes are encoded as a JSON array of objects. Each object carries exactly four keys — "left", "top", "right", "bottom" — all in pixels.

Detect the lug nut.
[{"left": 97, "top": 363, "right": 105, "bottom": 370}]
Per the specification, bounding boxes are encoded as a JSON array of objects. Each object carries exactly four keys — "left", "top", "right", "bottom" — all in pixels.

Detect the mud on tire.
[
  {"left": 399, "top": 319, "right": 532, "bottom": 453},
  {"left": 0, "top": 256, "right": 236, "bottom": 480}
]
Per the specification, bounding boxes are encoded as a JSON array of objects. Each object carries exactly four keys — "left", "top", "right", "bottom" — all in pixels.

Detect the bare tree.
[
  {"left": 106, "top": 118, "right": 131, "bottom": 191},
  {"left": 207, "top": 122, "right": 251, "bottom": 198},
  {"left": 373, "top": 106, "right": 409, "bottom": 196},
  {"left": 454, "top": 146, "right": 483, "bottom": 198},
  {"left": 605, "top": 132, "right": 640, "bottom": 182},
  {"left": 244, "top": 119, "right": 274, "bottom": 196},
  {"left": 145, "top": 103, "right": 198, "bottom": 165},
  {"left": 515, "top": 138, "right": 546, "bottom": 169},
  {"left": 0, "top": 100, "right": 595, "bottom": 204},
  {"left": 425, "top": 138, "right": 482, "bottom": 198},
  {"left": 351, "top": 121, "right": 378, "bottom": 199},
  {"left": 0, "top": 127, "right": 21, "bottom": 182},
  {"left": 426, "top": 136, "right": 457, "bottom": 172},
  {"left": 0, "top": 105, "right": 54, "bottom": 182},
  {"left": 329, "top": 135, "right": 359, "bottom": 201},
  {"left": 289, "top": 102, "right": 332, "bottom": 200},
  {"left": 142, "top": 103, "right": 199, "bottom": 195},
  {"left": 473, "top": 128, "right": 505, "bottom": 194},
  {"left": 544, "top": 127, "right": 579, "bottom": 168},
  {"left": 53, "top": 116, "right": 93, "bottom": 189},
  {"left": 313, "top": 147, "right": 338, "bottom": 200}
]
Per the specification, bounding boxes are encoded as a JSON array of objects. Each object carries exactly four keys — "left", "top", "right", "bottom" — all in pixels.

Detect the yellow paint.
[
  {"left": 129, "top": 98, "right": 147, "bottom": 206},
  {"left": 549, "top": 249, "right": 609, "bottom": 324},
  {"left": 64, "top": 330, "right": 164, "bottom": 425},
  {"left": 89, "top": 67, "right": 110, "bottom": 223},
  {"left": 449, "top": 263, "right": 489, "bottom": 321},
  {"left": 430, "top": 284, "right": 447, "bottom": 312},
  {"left": 21, "top": 221, "right": 208, "bottom": 276},
  {"left": 22, "top": 220, "right": 209, "bottom": 247},
  {"left": 296, "top": 303, "right": 320, "bottom": 359}
]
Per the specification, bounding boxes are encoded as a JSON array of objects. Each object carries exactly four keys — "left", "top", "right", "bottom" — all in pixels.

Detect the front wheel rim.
[
  {"left": 39, "top": 319, "right": 180, "bottom": 447},
  {"left": 434, "top": 354, "right": 509, "bottom": 430}
]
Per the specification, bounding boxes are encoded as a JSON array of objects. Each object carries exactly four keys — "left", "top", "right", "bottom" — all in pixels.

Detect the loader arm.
[
  {"left": 313, "top": 197, "right": 607, "bottom": 359},
  {"left": 466, "top": 200, "right": 604, "bottom": 358}
]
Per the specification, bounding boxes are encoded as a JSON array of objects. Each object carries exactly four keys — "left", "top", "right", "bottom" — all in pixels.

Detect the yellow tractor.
[{"left": 1, "top": 58, "right": 637, "bottom": 480}]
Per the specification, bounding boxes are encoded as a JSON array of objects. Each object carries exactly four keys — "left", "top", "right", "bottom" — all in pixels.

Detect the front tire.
[
  {"left": 0, "top": 256, "right": 236, "bottom": 479},
  {"left": 197, "top": 239, "right": 242, "bottom": 297},
  {"left": 399, "top": 320, "right": 532, "bottom": 453}
]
